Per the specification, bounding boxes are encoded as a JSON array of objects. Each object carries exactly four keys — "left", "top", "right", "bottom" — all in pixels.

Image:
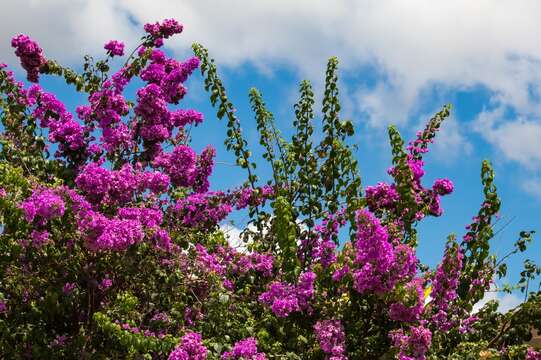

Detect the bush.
[{"left": 0, "top": 18, "right": 540, "bottom": 359}]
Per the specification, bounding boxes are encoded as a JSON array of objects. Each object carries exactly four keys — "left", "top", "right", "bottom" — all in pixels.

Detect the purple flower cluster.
[
  {"left": 29, "top": 86, "right": 86, "bottom": 158},
  {"left": 430, "top": 241, "right": 463, "bottom": 331},
  {"left": 168, "top": 332, "right": 208, "bottom": 360},
  {"left": 135, "top": 83, "right": 172, "bottom": 142},
  {"left": 120, "top": 206, "right": 161, "bottom": 227},
  {"left": 75, "top": 162, "right": 169, "bottom": 205},
  {"left": 135, "top": 50, "right": 198, "bottom": 108},
  {"left": 57, "top": 188, "right": 167, "bottom": 251},
  {"left": 172, "top": 109, "right": 204, "bottom": 127},
  {"left": 259, "top": 271, "right": 316, "bottom": 317},
  {"left": 104, "top": 40, "right": 125, "bottom": 56},
  {"left": 351, "top": 210, "right": 396, "bottom": 295},
  {"left": 20, "top": 188, "right": 67, "bottom": 247},
  {"left": 348, "top": 210, "right": 418, "bottom": 299},
  {"left": 81, "top": 40, "right": 200, "bottom": 160},
  {"left": 313, "top": 320, "right": 347, "bottom": 360},
  {"left": 311, "top": 212, "right": 345, "bottom": 268},
  {"left": 26, "top": 230, "right": 49, "bottom": 247},
  {"left": 432, "top": 178, "right": 454, "bottom": 196},
  {"left": 145, "top": 19, "right": 184, "bottom": 44},
  {"left": 196, "top": 244, "right": 226, "bottom": 275},
  {"left": 389, "top": 279, "right": 425, "bottom": 323},
  {"left": 527, "top": 347, "right": 541, "bottom": 360},
  {"left": 259, "top": 282, "right": 299, "bottom": 318},
  {"left": 99, "top": 277, "right": 113, "bottom": 291},
  {"left": 154, "top": 145, "right": 197, "bottom": 187},
  {"left": 21, "top": 188, "right": 65, "bottom": 225},
  {"left": 222, "top": 337, "right": 266, "bottom": 360},
  {"left": 458, "top": 315, "right": 479, "bottom": 334},
  {"left": 11, "top": 34, "right": 46, "bottom": 82},
  {"left": 193, "top": 145, "right": 216, "bottom": 193},
  {"left": 84, "top": 216, "right": 144, "bottom": 251},
  {"left": 235, "top": 252, "right": 274, "bottom": 277},
  {"left": 80, "top": 79, "right": 130, "bottom": 153},
  {"left": 365, "top": 182, "right": 400, "bottom": 212},
  {"left": 133, "top": 49, "right": 200, "bottom": 153},
  {"left": 383, "top": 125, "right": 456, "bottom": 225},
  {"left": 390, "top": 325, "right": 432, "bottom": 360},
  {"left": 234, "top": 185, "right": 274, "bottom": 210},
  {"left": 174, "top": 193, "right": 233, "bottom": 229}
]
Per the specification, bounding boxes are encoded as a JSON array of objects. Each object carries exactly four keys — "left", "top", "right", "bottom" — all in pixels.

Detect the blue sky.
[{"left": 1, "top": 1, "right": 540, "bottom": 310}]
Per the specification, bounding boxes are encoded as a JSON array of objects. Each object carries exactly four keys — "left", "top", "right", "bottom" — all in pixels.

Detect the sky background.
[{"left": 1, "top": 0, "right": 540, "bottom": 311}]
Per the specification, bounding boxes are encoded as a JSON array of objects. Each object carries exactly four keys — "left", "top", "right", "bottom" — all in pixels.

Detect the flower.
[
  {"left": 169, "top": 332, "right": 207, "bottom": 360},
  {"left": 99, "top": 277, "right": 113, "bottom": 291},
  {"left": 145, "top": 19, "right": 183, "bottom": 39},
  {"left": 314, "top": 320, "right": 347, "bottom": 359},
  {"left": 432, "top": 178, "right": 454, "bottom": 195},
  {"left": 11, "top": 34, "right": 46, "bottom": 82},
  {"left": 104, "top": 40, "right": 125, "bottom": 56},
  {"left": 352, "top": 209, "right": 395, "bottom": 295},
  {"left": 430, "top": 240, "right": 463, "bottom": 331},
  {"left": 63, "top": 282, "right": 76, "bottom": 295},
  {"left": 390, "top": 325, "right": 432, "bottom": 360},
  {"left": 21, "top": 188, "right": 65, "bottom": 224},
  {"left": 222, "top": 337, "right": 266, "bottom": 360},
  {"left": 526, "top": 347, "right": 541, "bottom": 360}
]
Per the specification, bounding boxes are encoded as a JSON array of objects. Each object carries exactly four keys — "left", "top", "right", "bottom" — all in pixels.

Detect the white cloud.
[
  {"left": 472, "top": 106, "right": 541, "bottom": 199},
  {"left": 473, "top": 291, "right": 523, "bottom": 314},
  {"left": 521, "top": 177, "right": 541, "bottom": 200},
  {"left": 3, "top": 1, "right": 541, "bottom": 175},
  {"left": 473, "top": 106, "right": 541, "bottom": 170},
  {"left": 219, "top": 223, "right": 246, "bottom": 251},
  {"left": 2, "top": 1, "right": 541, "bottom": 117},
  {"left": 0, "top": 0, "right": 137, "bottom": 66}
]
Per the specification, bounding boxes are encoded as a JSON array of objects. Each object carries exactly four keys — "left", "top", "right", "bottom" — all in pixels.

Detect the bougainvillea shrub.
[{"left": 0, "top": 19, "right": 540, "bottom": 359}]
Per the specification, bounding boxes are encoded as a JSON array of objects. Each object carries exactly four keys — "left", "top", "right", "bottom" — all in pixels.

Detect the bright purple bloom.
[
  {"left": 432, "top": 178, "right": 454, "bottom": 195},
  {"left": 259, "top": 272, "right": 315, "bottom": 317},
  {"left": 104, "top": 40, "right": 125, "bottom": 56},
  {"left": 171, "top": 109, "right": 204, "bottom": 127},
  {"left": 174, "top": 193, "right": 232, "bottom": 229},
  {"left": 430, "top": 241, "right": 463, "bottom": 331},
  {"left": 11, "top": 34, "right": 46, "bottom": 82},
  {"left": 21, "top": 188, "right": 65, "bottom": 224},
  {"left": 169, "top": 332, "right": 207, "bottom": 360},
  {"left": 192, "top": 146, "right": 215, "bottom": 192},
  {"left": 352, "top": 210, "right": 395, "bottom": 295},
  {"left": 222, "top": 337, "right": 266, "bottom": 360},
  {"left": 145, "top": 19, "right": 183, "bottom": 39},
  {"left": 365, "top": 182, "right": 399, "bottom": 211},
  {"left": 259, "top": 282, "right": 299, "bottom": 318},
  {"left": 389, "top": 279, "right": 425, "bottom": 322},
  {"left": 154, "top": 145, "right": 197, "bottom": 187},
  {"left": 99, "top": 277, "right": 113, "bottom": 291},
  {"left": 314, "top": 320, "right": 347, "bottom": 360},
  {"left": 390, "top": 325, "right": 432, "bottom": 360}
]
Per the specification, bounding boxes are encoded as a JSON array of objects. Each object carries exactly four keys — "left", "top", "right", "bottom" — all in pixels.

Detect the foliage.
[{"left": 0, "top": 19, "right": 540, "bottom": 360}]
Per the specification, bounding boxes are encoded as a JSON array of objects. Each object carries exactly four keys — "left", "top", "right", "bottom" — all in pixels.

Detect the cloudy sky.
[{"left": 1, "top": 1, "right": 540, "bottom": 308}]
